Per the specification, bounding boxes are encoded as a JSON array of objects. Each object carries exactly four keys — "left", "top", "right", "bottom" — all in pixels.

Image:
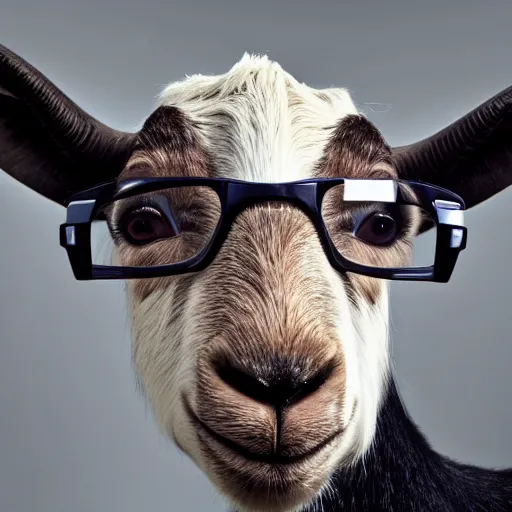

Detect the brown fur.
[{"left": 113, "top": 108, "right": 418, "bottom": 510}]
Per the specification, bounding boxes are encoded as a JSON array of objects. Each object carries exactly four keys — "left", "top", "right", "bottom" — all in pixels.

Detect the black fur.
[{"left": 304, "top": 378, "right": 512, "bottom": 512}]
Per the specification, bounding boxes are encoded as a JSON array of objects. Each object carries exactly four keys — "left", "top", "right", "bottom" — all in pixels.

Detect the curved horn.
[
  {"left": 0, "top": 44, "right": 136, "bottom": 205},
  {"left": 393, "top": 86, "right": 512, "bottom": 209}
]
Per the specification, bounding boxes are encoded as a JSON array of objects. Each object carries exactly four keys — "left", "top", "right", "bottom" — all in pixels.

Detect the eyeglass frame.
[{"left": 59, "top": 176, "right": 467, "bottom": 283}]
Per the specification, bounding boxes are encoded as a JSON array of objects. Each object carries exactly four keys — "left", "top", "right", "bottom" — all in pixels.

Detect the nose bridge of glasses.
[{"left": 226, "top": 181, "right": 318, "bottom": 218}]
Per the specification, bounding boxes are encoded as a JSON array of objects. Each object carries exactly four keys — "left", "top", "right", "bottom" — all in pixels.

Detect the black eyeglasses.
[{"left": 59, "top": 177, "right": 467, "bottom": 283}]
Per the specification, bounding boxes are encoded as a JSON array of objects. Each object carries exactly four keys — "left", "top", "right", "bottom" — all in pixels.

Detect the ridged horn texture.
[
  {"left": 393, "top": 86, "right": 512, "bottom": 209},
  {"left": 0, "top": 44, "right": 136, "bottom": 205}
]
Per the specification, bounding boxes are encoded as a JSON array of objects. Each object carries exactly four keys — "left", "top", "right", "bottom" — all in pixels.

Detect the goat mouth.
[{"left": 183, "top": 395, "right": 344, "bottom": 466}]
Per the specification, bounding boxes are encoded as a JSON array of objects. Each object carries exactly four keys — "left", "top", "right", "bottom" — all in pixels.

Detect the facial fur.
[{"left": 112, "top": 55, "right": 415, "bottom": 512}]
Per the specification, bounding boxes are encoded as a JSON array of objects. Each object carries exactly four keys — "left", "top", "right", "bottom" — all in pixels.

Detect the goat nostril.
[
  {"left": 214, "top": 359, "right": 335, "bottom": 409},
  {"left": 215, "top": 363, "right": 271, "bottom": 404}
]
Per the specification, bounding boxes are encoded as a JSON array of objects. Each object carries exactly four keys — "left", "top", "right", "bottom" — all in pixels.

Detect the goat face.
[
  {"left": 121, "top": 57, "right": 401, "bottom": 512},
  {"left": 7, "top": 46, "right": 498, "bottom": 512}
]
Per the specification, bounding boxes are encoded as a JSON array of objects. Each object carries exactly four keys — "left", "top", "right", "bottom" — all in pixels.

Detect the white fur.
[
  {"left": 158, "top": 53, "right": 359, "bottom": 182},
  {"left": 126, "top": 54, "right": 392, "bottom": 512}
]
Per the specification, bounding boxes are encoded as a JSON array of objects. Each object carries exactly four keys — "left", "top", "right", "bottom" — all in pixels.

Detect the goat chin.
[{"left": 171, "top": 385, "right": 366, "bottom": 512}]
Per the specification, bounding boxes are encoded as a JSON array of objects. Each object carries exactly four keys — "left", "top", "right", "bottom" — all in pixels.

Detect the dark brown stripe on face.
[
  {"left": 317, "top": 114, "right": 395, "bottom": 179},
  {"left": 342, "top": 272, "right": 382, "bottom": 306},
  {"left": 316, "top": 115, "right": 397, "bottom": 305},
  {"left": 120, "top": 106, "right": 213, "bottom": 180},
  {"left": 137, "top": 106, "right": 198, "bottom": 152}
]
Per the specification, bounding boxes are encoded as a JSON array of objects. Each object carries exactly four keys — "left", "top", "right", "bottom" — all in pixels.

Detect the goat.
[{"left": 1, "top": 44, "right": 511, "bottom": 512}]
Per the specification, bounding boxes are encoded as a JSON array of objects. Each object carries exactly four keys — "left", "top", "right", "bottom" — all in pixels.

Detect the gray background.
[{"left": 1, "top": 1, "right": 512, "bottom": 510}]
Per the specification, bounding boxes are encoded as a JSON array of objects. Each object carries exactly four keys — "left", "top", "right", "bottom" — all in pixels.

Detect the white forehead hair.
[{"left": 157, "top": 53, "right": 360, "bottom": 182}]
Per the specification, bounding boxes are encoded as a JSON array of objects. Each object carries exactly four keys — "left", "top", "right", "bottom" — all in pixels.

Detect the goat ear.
[
  {"left": 0, "top": 45, "right": 136, "bottom": 206},
  {"left": 393, "top": 86, "right": 512, "bottom": 210}
]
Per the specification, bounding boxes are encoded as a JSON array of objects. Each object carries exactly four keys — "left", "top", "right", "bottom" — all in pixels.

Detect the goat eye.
[
  {"left": 354, "top": 212, "right": 398, "bottom": 246},
  {"left": 119, "top": 207, "right": 176, "bottom": 245}
]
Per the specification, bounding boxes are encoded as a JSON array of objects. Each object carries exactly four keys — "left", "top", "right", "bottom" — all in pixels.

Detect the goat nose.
[{"left": 214, "top": 358, "right": 335, "bottom": 409}]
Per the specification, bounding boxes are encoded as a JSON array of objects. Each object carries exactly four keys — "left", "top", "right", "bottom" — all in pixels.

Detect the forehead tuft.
[{"left": 147, "top": 54, "right": 360, "bottom": 182}]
